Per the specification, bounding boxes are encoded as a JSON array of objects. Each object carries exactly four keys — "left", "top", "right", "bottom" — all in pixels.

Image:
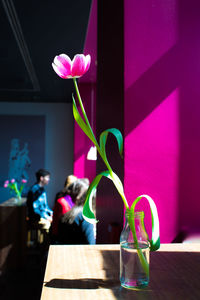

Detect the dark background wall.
[
  {"left": 0, "top": 102, "right": 74, "bottom": 208},
  {"left": 0, "top": 0, "right": 93, "bottom": 207}
]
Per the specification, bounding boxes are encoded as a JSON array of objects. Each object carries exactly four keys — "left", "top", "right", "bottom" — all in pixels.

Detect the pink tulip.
[
  {"left": 21, "top": 179, "right": 27, "bottom": 183},
  {"left": 52, "top": 54, "right": 91, "bottom": 79},
  {"left": 11, "top": 179, "right": 15, "bottom": 183},
  {"left": 4, "top": 183, "right": 8, "bottom": 188}
]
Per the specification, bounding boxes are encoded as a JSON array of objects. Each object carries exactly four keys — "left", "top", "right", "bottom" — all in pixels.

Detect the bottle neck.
[
  {"left": 125, "top": 210, "right": 144, "bottom": 222},
  {"left": 124, "top": 210, "right": 149, "bottom": 243}
]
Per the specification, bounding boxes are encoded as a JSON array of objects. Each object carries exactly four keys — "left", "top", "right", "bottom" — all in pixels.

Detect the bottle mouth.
[{"left": 125, "top": 210, "right": 144, "bottom": 218}]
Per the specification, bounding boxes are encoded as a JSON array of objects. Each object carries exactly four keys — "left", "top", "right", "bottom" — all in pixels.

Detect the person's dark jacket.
[{"left": 58, "top": 207, "right": 95, "bottom": 245}]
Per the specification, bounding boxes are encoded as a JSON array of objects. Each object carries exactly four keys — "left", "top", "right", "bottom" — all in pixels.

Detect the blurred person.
[
  {"left": 26, "top": 168, "right": 53, "bottom": 230},
  {"left": 57, "top": 178, "right": 96, "bottom": 245},
  {"left": 51, "top": 174, "right": 78, "bottom": 242}
]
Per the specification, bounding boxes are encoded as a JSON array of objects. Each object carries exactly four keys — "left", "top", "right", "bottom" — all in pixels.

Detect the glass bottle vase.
[
  {"left": 14, "top": 195, "right": 22, "bottom": 206},
  {"left": 120, "top": 210, "right": 150, "bottom": 289}
]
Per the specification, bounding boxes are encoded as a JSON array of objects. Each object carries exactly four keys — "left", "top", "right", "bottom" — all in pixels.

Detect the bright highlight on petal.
[
  {"left": 56, "top": 54, "right": 71, "bottom": 70},
  {"left": 84, "top": 55, "right": 91, "bottom": 73},
  {"left": 52, "top": 53, "right": 91, "bottom": 79},
  {"left": 72, "top": 54, "right": 85, "bottom": 77}
]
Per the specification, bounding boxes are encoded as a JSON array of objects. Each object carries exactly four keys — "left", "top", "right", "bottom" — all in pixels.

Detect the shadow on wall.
[
  {"left": 125, "top": 44, "right": 181, "bottom": 136},
  {"left": 178, "top": 0, "right": 200, "bottom": 234},
  {"left": 125, "top": 0, "right": 200, "bottom": 241}
]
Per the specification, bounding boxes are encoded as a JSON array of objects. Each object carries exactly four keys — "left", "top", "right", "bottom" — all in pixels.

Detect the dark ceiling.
[{"left": 0, "top": 0, "right": 92, "bottom": 103}]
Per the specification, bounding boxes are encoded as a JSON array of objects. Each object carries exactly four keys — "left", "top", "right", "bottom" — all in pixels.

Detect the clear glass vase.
[
  {"left": 14, "top": 196, "right": 22, "bottom": 206},
  {"left": 120, "top": 210, "right": 150, "bottom": 289}
]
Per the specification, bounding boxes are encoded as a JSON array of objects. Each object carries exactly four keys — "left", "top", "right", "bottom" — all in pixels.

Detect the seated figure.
[
  {"left": 57, "top": 178, "right": 96, "bottom": 245},
  {"left": 26, "top": 168, "right": 53, "bottom": 231},
  {"left": 51, "top": 175, "right": 77, "bottom": 240}
]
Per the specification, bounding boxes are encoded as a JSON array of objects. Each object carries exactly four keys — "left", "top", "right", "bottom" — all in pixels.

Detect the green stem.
[
  {"left": 73, "top": 78, "right": 129, "bottom": 209},
  {"left": 73, "top": 78, "right": 100, "bottom": 151},
  {"left": 73, "top": 77, "right": 148, "bottom": 275},
  {"left": 10, "top": 183, "right": 20, "bottom": 198},
  {"left": 127, "top": 211, "right": 149, "bottom": 277},
  {"left": 110, "top": 173, "right": 129, "bottom": 209}
]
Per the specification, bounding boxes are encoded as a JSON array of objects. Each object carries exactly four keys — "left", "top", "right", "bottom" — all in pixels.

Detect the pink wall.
[
  {"left": 124, "top": 0, "right": 179, "bottom": 243},
  {"left": 178, "top": 0, "right": 200, "bottom": 234},
  {"left": 124, "top": 0, "right": 200, "bottom": 242},
  {"left": 74, "top": 0, "right": 200, "bottom": 243}
]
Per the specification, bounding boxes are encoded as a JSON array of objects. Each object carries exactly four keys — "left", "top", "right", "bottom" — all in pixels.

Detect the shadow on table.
[
  {"left": 99, "top": 249, "right": 200, "bottom": 300},
  {"left": 45, "top": 278, "right": 119, "bottom": 289},
  {"left": 44, "top": 249, "right": 200, "bottom": 300},
  {"left": 102, "top": 249, "right": 200, "bottom": 300}
]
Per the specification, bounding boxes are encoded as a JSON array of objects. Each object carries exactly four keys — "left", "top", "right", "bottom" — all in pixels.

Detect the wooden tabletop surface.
[{"left": 41, "top": 243, "right": 200, "bottom": 300}]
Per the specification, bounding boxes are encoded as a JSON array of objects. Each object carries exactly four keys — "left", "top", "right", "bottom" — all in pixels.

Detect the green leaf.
[
  {"left": 83, "top": 170, "right": 129, "bottom": 223},
  {"left": 72, "top": 95, "right": 97, "bottom": 146},
  {"left": 83, "top": 171, "right": 111, "bottom": 223},
  {"left": 99, "top": 128, "right": 123, "bottom": 163},
  {"left": 110, "top": 171, "right": 126, "bottom": 201},
  {"left": 98, "top": 129, "right": 124, "bottom": 195},
  {"left": 130, "top": 194, "right": 160, "bottom": 251}
]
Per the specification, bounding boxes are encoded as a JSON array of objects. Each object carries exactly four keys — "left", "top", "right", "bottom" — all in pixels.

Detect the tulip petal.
[
  {"left": 52, "top": 62, "right": 71, "bottom": 79},
  {"left": 71, "top": 54, "right": 86, "bottom": 77},
  {"left": 52, "top": 54, "right": 72, "bottom": 78},
  {"left": 55, "top": 54, "right": 72, "bottom": 71},
  {"left": 52, "top": 53, "right": 91, "bottom": 79},
  {"left": 84, "top": 55, "right": 91, "bottom": 73}
]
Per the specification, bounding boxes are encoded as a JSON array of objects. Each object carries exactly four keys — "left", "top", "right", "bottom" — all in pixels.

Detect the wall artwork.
[
  {"left": 0, "top": 115, "right": 45, "bottom": 202},
  {"left": 8, "top": 138, "right": 31, "bottom": 182}
]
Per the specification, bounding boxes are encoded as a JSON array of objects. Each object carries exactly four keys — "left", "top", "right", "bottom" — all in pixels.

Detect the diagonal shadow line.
[
  {"left": 125, "top": 43, "right": 183, "bottom": 136},
  {"left": 74, "top": 146, "right": 91, "bottom": 161},
  {"left": 74, "top": 44, "right": 182, "bottom": 162}
]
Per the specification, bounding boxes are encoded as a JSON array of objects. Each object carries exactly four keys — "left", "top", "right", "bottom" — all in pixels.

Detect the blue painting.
[
  {"left": 8, "top": 138, "right": 31, "bottom": 182},
  {"left": 0, "top": 115, "right": 45, "bottom": 202}
]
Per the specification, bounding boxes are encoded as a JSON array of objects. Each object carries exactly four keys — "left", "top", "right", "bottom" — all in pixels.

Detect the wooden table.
[{"left": 41, "top": 243, "right": 200, "bottom": 300}]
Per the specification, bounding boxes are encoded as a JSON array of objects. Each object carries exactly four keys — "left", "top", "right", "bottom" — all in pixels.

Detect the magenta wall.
[
  {"left": 74, "top": 0, "right": 200, "bottom": 243},
  {"left": 178, "top": 0, "right": 200, "bottom": 235},
  {"left": 124, "top": 0, "right": 200, "bottom": 242}
]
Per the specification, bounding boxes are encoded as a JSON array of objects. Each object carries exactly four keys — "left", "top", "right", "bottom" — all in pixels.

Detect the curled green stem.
[{"left": 73, "top": 78, "right": 149, "bottom": 275}]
